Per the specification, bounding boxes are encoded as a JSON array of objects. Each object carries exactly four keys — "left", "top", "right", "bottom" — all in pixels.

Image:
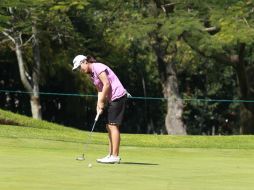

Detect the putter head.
[{"left": 76, "top": 154, "right": 85, "bottom": 161}]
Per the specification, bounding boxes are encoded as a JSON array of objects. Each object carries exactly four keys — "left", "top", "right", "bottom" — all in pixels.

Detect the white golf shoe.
[
  {"left": 97, "top": 155, "right": 121, "bottom": 164},
  {"left": 96, "top": 154, "right": 111, "bottom": 163}
]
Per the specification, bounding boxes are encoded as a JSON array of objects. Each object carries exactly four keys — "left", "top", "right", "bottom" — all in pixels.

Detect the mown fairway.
[
  {"left": 1, "top": 136, "right": 254, "bottom": 190},
  {"left": 1, "top": 109, "right": 254, "bottom": 190}
]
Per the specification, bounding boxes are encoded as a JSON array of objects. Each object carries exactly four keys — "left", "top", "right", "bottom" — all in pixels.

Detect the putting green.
[{"left": 0, "top": 137, "right": 254, "bottom": 190}]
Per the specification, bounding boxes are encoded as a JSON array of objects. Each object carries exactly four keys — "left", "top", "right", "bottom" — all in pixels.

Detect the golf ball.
[{"left": 88, "top": 163, "right": 92, "bottom": 168}]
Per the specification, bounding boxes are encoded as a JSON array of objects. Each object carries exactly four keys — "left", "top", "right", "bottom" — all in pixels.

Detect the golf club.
[{"left": 76, "top": 112, "right": 100, "bottom": 161}]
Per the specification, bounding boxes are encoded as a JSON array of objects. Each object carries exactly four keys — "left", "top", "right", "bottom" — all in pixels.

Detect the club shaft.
[{"left": 81, "top": 114, "right": 99, "bottom": 155}]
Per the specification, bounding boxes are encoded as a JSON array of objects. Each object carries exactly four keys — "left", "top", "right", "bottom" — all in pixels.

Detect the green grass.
[{"left": 1, "top": 108, "right": 254, "bottom": 190}]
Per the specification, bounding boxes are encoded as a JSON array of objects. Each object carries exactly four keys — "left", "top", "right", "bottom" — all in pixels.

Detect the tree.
[
  {"left": 148, "top": 1, "right": 187, "bottom": 135},
  {"left": 178, "top": 0, "right": 254, "bottom": 133},
  {"left": 85, "top": 0, "right": 188, "bottom": 134},
  {"left": 0, "top": 0, "right": 88, "bottom": 119},
  {"left": 0, "top": 6, "right": 43, "bottom": 119},
  {"left": 83, "top": 0, "right": 254, "bottom": 134}
]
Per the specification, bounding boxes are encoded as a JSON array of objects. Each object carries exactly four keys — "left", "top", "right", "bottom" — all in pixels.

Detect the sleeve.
[{"left": 94, "top": 63, "right": 108, "bottom": 76}]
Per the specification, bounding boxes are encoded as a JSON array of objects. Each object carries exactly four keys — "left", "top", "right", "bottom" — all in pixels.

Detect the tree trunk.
[
  {"left": 151, "top": 32, "right": 187, "bottom": 135},
  {"left": 15, "top": 43, "right": 33, "bottom": 93},
  {"left": 31, "top": 24, "right": 42, "bottom": 119},
  {"left": 239, "top": 106, "right": 254, "bottom": 134},
  {"left": 30, "top": 95, "right": 41, "bottom": 119},
  {"left": 161, "top": 60, "right": 187, "bottom": 135},
  {"left": 164, "top": 86, "right": 186, "bottom": 135},
  {"left": 15, "top": 38, "right": 41, "bottom": 119}
]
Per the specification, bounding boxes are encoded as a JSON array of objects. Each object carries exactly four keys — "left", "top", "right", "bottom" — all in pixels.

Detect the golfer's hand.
[{"left": 97, "top": 103, "right": 104, "bottom": 115}]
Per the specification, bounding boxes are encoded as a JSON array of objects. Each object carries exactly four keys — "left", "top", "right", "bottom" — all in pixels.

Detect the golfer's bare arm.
[{"left": 97, "top": 71, "right": 110, "bottom": 113}]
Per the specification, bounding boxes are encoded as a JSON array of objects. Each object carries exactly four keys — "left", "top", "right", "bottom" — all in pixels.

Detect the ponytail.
[{"left": 86, "top": 55, "right": 97, "bottom": 63}]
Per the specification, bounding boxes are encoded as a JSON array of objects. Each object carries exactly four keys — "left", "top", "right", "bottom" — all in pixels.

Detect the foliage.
[
  {"left": 1, "top": 0, "right": 254, "bottom": 134},
  {"left": 0, "top": 0, "right": 95, "bottom": 127}
]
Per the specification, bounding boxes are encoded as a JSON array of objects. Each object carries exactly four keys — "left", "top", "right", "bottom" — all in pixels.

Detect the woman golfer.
[{"left": 72, "top": 55, "right": 127, "bottom": 164}]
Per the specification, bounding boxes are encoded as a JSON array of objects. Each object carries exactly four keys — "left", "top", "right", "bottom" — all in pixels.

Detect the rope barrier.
[{"left": 0, "top": 89, "right": 254, "bottom": 103}]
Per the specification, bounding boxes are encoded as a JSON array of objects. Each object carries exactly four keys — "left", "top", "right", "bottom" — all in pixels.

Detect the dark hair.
[{"left": 86, "top": 55, "right": 97, "bottom": 63}]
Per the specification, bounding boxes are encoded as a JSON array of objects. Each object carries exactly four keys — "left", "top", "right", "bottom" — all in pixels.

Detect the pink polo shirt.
[{"left": 90, "top": 63, "right": 126, "bottom": 102}]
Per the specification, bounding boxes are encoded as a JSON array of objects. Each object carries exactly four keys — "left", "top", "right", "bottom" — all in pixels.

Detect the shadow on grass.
[{"left": 120, "top": 162, "right": 159, "bottom": 166}]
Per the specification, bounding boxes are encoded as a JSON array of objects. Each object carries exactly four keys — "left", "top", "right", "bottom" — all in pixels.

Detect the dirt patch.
[{"left": 0, "top": 118, "right": 19, "bottom": 126}]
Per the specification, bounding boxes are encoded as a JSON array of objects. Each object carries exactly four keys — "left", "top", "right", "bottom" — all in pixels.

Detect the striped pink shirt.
[{"left": 90, "top": 63, "right": 126, "bottom": 102}]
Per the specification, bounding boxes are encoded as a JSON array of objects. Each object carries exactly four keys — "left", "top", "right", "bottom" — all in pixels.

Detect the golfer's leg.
[
  {"left": 106, "top": 124, "right": 113, "bottom": 155},
  {"left": 108, "top": 124, "right": 120, "bottom": 157}
]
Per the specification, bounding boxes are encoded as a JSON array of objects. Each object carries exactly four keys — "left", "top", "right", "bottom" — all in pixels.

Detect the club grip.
[{"left": 95, "top": 112, "right": 100, "bottom": 121}]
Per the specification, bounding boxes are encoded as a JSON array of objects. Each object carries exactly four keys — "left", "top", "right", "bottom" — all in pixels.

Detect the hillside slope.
[{"left": 1, "top": 108, "right": 254, "bottom": 149}]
